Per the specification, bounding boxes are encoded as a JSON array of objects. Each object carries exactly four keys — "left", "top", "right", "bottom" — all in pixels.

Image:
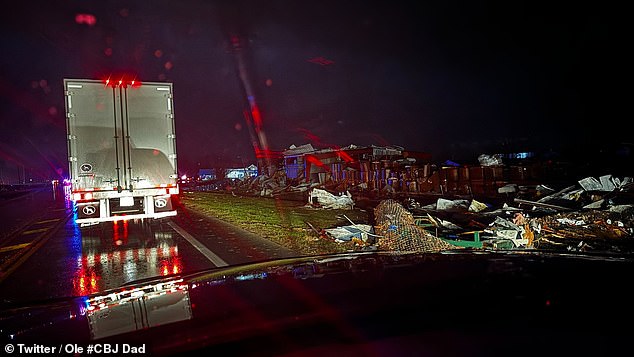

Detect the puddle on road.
[{"left": 71, "top": 220, "right": 182, "bottom": 296}]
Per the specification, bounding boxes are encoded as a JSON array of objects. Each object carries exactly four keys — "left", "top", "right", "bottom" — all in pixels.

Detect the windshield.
[{"left": 1, "top": 0, "right": 632, "bottom": 355}]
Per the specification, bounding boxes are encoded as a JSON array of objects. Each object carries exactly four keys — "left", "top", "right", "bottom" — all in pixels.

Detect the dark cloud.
[{"left": 0, "top": 0, "right": 629, "bottom": 181}]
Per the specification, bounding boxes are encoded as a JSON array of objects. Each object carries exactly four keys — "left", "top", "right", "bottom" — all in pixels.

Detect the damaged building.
[
  {"left": 278, "top": 144, "right": 559, "bottom": 202},
  {"left": 198, "top": 143, "right": 629, "bottom": 213},
  {"left": 282, "top": 143, "right": 432, "bottom": 193}
]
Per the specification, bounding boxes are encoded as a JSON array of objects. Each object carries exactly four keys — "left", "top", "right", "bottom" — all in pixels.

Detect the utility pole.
[{"left": 228, "top": 34, "right": 273, "bottom": 176}]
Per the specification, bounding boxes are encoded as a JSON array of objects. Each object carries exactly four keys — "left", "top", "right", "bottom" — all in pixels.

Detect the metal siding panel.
[
  {"left": 125, "top": 83, "right": 177, "bottom": 188},
  {"left": 65, "top": 80, "right": 122, "bottom": 191}
]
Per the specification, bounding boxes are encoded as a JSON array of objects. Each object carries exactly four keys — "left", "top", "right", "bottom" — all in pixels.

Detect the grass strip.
[{"left": 179, "top": 192, "right": 371, "bottom": 255}]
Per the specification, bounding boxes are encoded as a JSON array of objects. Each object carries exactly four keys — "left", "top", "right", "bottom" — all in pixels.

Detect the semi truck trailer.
[{"left": 64, "top": 78, "right": 179, "bottom": 227}]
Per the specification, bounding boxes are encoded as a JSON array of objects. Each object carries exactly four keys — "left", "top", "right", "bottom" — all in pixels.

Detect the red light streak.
[
  {"left": 307, "top": 56, "right": 335, "bottom": 66},
  {"left": 159, "top": 257, "right": 182, "bottom": 276},
  {"left": 336, "top": 150, "right": 354, "bottom": 163},
  {"left": 73, "top": 245, "right": 182, "bottom": 295},
  {"left": 73, "top": 269, "right": 101, "bottom": 296},
  {"left": 75, "top": 13, "right": 97, "bottom": 26},
  {"left": 297, "top": 128, "right": 322, "bottom": 145},
  {"left": 306, "top": 155, "right": 327, "bottom": 169},
  {"left": 250, "top": 103, "right": 263, "bottom": 128},
  {"left": 254, "top": 148, "right": 282, "bottom": 159}
]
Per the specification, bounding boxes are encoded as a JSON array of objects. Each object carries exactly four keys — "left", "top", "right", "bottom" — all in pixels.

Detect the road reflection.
[{"left": 71, "top": 219, "right": 182, "bottom": 296}]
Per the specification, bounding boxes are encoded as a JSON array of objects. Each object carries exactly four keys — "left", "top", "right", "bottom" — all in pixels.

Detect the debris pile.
[
  {"left": 478, "top": 153, "right": 504, "bottom": 166},
  {"left": 323, "top": 223, "right": 376, "bottom": 245},
  {"left": 209, "top": 171, "right": 330, "bottom": 201},
  {"left": 483, "top": 214, "right": 536, "bottom": 248},
  {"left": 316, "top": 173, "right": 632, "bottom": 253},
  {"left": 530, "top": 209, "right": 634, "bottom": 252},
  {"left": 398, "top": 173, "right": 634, "bottom": 253},
  {"left": 308, "top": 189, "right": 354, "bottom": 209},
  {"left": 192, "top": 168, "right": 633, "bottom": 254},
  {"left": 373, "top": 199, "right": 458, "bottom": 252}
]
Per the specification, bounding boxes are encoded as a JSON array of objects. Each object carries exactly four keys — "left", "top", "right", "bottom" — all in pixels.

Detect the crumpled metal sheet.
[
  {"left": 308, "top": 188, "right": 354, "bottom": 209},
  {"left": 324, "top": 224, "right": 375, "bottom": 242}
]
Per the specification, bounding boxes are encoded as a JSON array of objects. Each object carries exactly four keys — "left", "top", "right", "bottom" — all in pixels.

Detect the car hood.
[{"left": 2, "top": 249, "right": 633, "bottom": 355}]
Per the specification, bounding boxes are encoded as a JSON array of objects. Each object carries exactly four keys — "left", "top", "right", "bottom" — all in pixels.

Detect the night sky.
[{"left": 0, "top": 0, "right": 629, "bottom": 182}]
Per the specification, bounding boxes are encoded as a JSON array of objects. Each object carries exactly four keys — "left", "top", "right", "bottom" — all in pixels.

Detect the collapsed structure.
[
  {"left": 208, "top": 144, "right": 590, "bottom": 204},
  {"left": 188, "top": 143, "right": 633, "bottom": 254},
  {"left": 371, "top": 173, "right": 633, "bottom": 253}
]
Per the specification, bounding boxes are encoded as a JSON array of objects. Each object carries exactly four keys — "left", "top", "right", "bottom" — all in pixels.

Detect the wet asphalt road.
[{"left": 0, "top": 185, "right": 295, "bottom": 305}]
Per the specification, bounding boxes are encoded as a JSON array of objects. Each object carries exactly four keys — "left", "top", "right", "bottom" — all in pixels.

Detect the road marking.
[
  {"left": 0, "top": 243, "right": 31, "bottom": 253},
  {"left": 0, "top": 211, "right": 72, "bottom": 285},
  {"left": 168, "top": 221, "right": 229, "bottom": 267},
  {"left": 35, "top": 218, "right": 60, "bottom": 225},
  {"left": 21, "top": 228, "right": 50, "bottom": 235}
]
